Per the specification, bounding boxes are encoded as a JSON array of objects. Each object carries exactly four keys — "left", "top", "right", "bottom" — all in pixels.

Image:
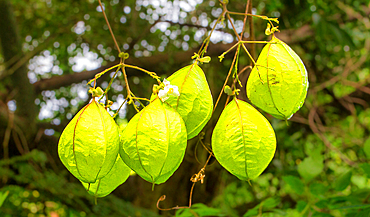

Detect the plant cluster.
[{"left": 57, "top": 0, "right": 308, "bottom": 210}]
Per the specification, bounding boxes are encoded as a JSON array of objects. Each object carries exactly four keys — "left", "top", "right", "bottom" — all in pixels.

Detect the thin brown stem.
[
  {"left": 213, "top": 46, "right": 240, "bottom": 113},
  {"left": 225, "top": 66, "right": 252, "bottom": 105},
  {"left": 240, "top": 1, "right": 250, "bottom": 39},
  {"left": 122, "top": 66, "right": 131, "bottom": 100},
  {"left": 248, "top": 0, "right": 255, "bottom": 59},
  {"left": 98, "top": 0, "right": 121, "bottom": 53},
  {"left": 226, "top": 13, "right": 256, "bottom": 65},
  {"left": 122, "top": 64, "right": 161, "bottom": 83},
  {"left": 227, "top": 11, "right": 279, "bottom": 23},
  {"left": 157, "top": 154, "right": 213, "bottom": 211}
]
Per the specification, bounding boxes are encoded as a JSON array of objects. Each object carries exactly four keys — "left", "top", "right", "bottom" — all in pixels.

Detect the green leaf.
[
  {"left": 166, "top": 64, "right": 213, "bottom": 139},
  {"left": 58, "top": 100, "right": 120, "bottom": 183},
  {"left": 334, "top": 204, "right": 370, "bottom": 210},
  {"left": 360, "top": 163, "right": 370, "bottom": 178},
  {"left": 212, "top": 98, "right": 276, "bottom": 180},
  {"left": 298, "top": 153, "right": 324, "bottom": 182},
  {"left": 247, "top": 36, "right": 309, "bottom": 120},
  {"left": 0, "top": 191, "right": 9, "bottom": 207},
  {"left": 119, "top": 98, "right": 187, "bottom": 185},
  {"left": 363, "top": 138, "right": 370, "bottom": 159},
  {"left": 80, "top": 155, "right": 131, "bottom": 197},
  {"left": 334, "top": 170, "right": 352, "bottom": 191},
  {"left": 282, "top": 175, "right": 304, "bottom": 195},
  {"left": 296, "top": 201, "right": 308, "bottom": 212},
  {"left": 243, "top": 197, "right": 281, "bottom": 217},
  {"left": 175, "top": 203, "right": 226, "bottom": 217},
  {"left": 262, "top": 197, "right": 281, "bottom": 209},
  {"left": 309, "top": 182, "right": 328, "bottom": 198}
]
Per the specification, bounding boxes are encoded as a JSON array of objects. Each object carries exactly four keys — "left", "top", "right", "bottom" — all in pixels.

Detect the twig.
[
  {"left": 98, "top": 0, "right": 121, "bottom": 53},
  {"left": 157, "top": 154, "right": 213, "bottom": 211},
  {"left": 247, "top": 0, "right": 255, "bottom": 59},
  {"left": 213, "top": 46, "right": 240, "bottom": 113},
  {"left": 308, "top": 107, "right": 355, "bottom": 166}
]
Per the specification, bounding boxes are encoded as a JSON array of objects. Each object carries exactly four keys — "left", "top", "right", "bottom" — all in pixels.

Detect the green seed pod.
[
  {"left": 166, "top": 64, "right": 213, "bottom": 139},
  {"left": 119, "top": 98, "right": 187, "bottom": 185},
  {"left": 58, "top": 100, "right": 119, "bottom": 183},
  {"left": 247, "top": 35, "right": 309, "bottom": 120},
  {"left": 80, "top": 155, "right": 131, "bottom": 197},
  {"left": 212, "top": 99, "right": 276, "bottom": 180}
]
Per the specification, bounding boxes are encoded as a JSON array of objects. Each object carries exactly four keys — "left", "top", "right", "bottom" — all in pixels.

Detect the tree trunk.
[{"left": 0, "top": 0, "right": 37, "bottom": 139}]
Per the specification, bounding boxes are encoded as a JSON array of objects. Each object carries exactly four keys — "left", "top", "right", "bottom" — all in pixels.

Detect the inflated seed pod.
[
  {"left": 58, "top": 100, "right": 119, "bottom": 183},
  {"left": 166, "top": 64, "right": 213, "bottom": 139},
  {"left": 80, "top": 155, "right": 131, "bottom": 197},
  {"left": 212, "top": 99, "right": 276, "bottom": 180},
  {"left": 247, "top": 35, "right": 309, "bottom": 120},
  {"left": 119, "top": 98, "right": 187, "bottom": 185}
]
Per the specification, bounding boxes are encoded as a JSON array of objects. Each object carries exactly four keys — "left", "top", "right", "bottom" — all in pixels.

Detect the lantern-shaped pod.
[
  {"left": 166, "top": 64, "right": 213, "bottom": 139},
  {"left": 212, "top": 99, "right": 276, "bottom": 180},
  {"left": 247, "top": 35, "right": 309, "bottom": 120},
  {"left": 119, "top": 98, "right": 187, "bottom": 185},
  {"left": 80, "top": 155, "right": 131, "bottom": 197},
  {"left": 58, "top": 100, "right": 120, "bottom": 183}
]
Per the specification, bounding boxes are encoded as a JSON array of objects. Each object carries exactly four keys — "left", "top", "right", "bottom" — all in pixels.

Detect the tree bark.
[{"left": 0, "top": 0, "right": 37, "bottom": 138}]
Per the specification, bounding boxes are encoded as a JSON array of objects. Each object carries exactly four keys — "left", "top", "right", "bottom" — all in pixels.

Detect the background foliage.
[{"left": 1, "top": 0, "right": 370, "bottom": 216}]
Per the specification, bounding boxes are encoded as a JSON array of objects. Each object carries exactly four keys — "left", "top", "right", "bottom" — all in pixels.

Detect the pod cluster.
[{"left": 58, "top": 64, "right": 213, "bottom": 196}]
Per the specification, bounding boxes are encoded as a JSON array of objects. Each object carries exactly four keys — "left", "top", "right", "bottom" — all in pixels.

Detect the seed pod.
[
  {"left": 247, "top": 35, "right": 309, "bottom": 120},
  {"left": 119, "top": 98, "right": 187, "bottom": 185},
  {"left": 58, "top": 100, "right": 119, "bottom": 183},
  {"left": 80, "top": 155, "right": 131, "bottom": 197},
  {"left": 212, "top": 99, "right": 276, "bottom": 180},
  {"left": 166, "top": 64, "right": 213, "bottom": 139}
]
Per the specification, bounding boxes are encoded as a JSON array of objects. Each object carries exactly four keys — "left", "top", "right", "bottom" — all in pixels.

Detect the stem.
[
  {"left": 113, "top": 98, "right": 127, "bottom": 119},
  {"left": 122, "top": 64, "right": 161, "bottom": 83},
  {"left": 247, "top": 0, "right": 256, "bottom": 60},
  {"left": 213, "top": 45, "right": 240, "bottom": 113},
  {"left": 226, "top": 13, "right": 257, "bottom": 66},
  {"left": 98, "top": 65, "right": 121, "bottom": 103},
  {"left": 197, "top": 2, "right": 227, "bottom": 58},
  {"left": 227, "top": 11, "right": 279, "bottom": 23},
  {"left": 219, "top": 41, "right": 271, "bottom": 61},
  {"left": 240, "top": 1, "right": 249, "bottom": 39},
  {"left": 121, "top": 66, "right": 131, "bottom": 101},
  {"left": 98, "top": 0, "right": 121, "bottom": 53},
  {"left": 157, "top": 154, "right": 213, "bottom": 211},
  {"left": 87, "top": 64, "right": 120, "bottom": 85}
]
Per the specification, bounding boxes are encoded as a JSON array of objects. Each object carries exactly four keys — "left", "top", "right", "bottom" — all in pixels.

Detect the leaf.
[
  {"left": 298, "top": 153, "right": 324, "bottom": 182},
  {"left": 212, "top": 98, "right": 276, "bottom": 180},
  {"left": 58, "top": 100, "right": 120, "bottom": 183},
  {"left": 334, "top": 170, "right": 352, "bottom": 191},
  {"left": 243, "top": 197, "right": 281, "bottom": 217},
  {"left": 296, "top": 201, "right": 308, "bottom": 212},
  {"left": 309, "top": 182, "right": 328, "bottom": 198},
  {"left": 119, "top": 98, "right": 187, "bottom": 185},
  {"left": 334, "top": 204, "right": 370, "bottom": 210},
  {"left": 166, "top": 64, "right": 213, "bottom": 139},
  {"left": 80, "top": 155, "right": 131, "bottom": 197},
  {"left": 262, "top": 197, "right": 281, "bottom": 209},
  {"left": 360, "top": 163, "right": 370, "bottom": 178},
  {"left": 282, "top": 175, "right": 304, "bottom": 195},
  {"left": 247, "top": 36, "right": 309, "bottom": 120},
  {"left": 0, "top": 191, "right": 9, "bottom": 207},
  {"left": 175, "top": 203, "right": 226, "bottom": 217},
  {"left": 363, "top": 138, "right": 370, "bottom": 159}
]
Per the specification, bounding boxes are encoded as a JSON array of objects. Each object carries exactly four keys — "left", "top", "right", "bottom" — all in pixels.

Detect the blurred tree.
[{"left": 0, "top": 0, "right": 370, "bottom": 216}]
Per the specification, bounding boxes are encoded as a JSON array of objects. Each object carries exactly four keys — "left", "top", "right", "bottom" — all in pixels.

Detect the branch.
[
  {"left": 33, "top": 25, "right": 313, "bottom": 93},
  {"left": 33, "top": 43, "right": 231, "bottom": 93}
]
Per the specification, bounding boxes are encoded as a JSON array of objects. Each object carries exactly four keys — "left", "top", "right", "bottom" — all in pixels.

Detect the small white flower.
[{"left": 158, "top": 79, "right": 180, "bottom": 102}]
